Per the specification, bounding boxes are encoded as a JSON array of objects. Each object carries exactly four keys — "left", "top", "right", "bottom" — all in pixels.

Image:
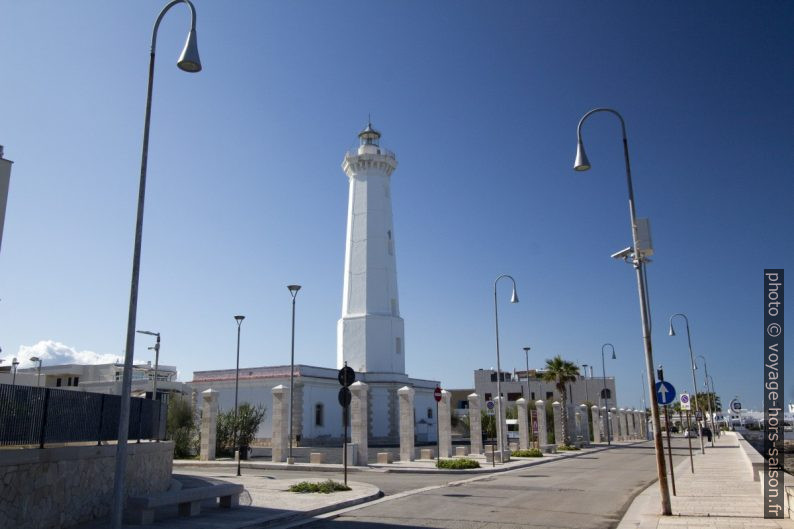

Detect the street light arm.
[
  {"left": 151, "top": 0, "right": 198, "bottom": 53},
  {"left": 576, "top": 107, "right": 627, "bottom": 143}
]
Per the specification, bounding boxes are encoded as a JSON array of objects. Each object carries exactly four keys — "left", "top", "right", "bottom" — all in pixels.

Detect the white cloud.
[{"left": 1, "top": 340, "right": 121, "bottom": 368}]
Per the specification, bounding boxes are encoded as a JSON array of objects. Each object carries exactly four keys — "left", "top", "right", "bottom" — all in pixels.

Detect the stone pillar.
[
  {"left": 610, "top": 407, "right": 619, "bottom": 442},
  {"left": 468, "top": 393, "right": 483, "bottom": 455},
  {"left": 517, "top": 398, "right": 529, "bottom": 450},
  {"left": 579, "top": 404, "right": 590, "bottom": 444},
  {"left": 535, "top": 400, "right": 547, "bottom": 446},
  {"left": 438, "top": 389, "right": 452, "bottom": 458},
  {"left": 601, "top": 406, "right": 608, "bottom": 442},
  {"left": 398, "top": 386, "right": 415, "bottom": 462},
  {"left": 628, "top": 409, "right": 636, "bottom": 439},
  {"left": 272, "top": 385, "right": 290, "bottom": 462},
  {"left": 591, "top": 405, "right": 601, "bottom": 443},
  {"left": 199, "top": 389, "right": 218, "bottom": 461},
  {"left": 552, "top": 401, "right": 563, "bottom": 446},
  {"left": 350, "top": 381, "right": 369, "bottom": 465}
]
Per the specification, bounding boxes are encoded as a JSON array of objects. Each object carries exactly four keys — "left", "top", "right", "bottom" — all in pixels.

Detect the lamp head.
[
  {"left": 523, "top": 346, "right": 531, "bottom": 353},
  {"left": 177, "top": 28, "right": 202, "bottom": 72},
  {"left": 12, "top": 357, "right": 19, "bottom": 366},
  {"left": 612, "top": 350, "right": 617, "bottom": 360},
  {"left": 30, "top": 356, "right": 40, "bottom": 363},
  {"left": 287, "top": 284, "right": 302, "bottom": 298},
  {"left": 510, "top": 286, "right": 519, "bottom": 304},
  {"left": 574, "top": 140, "right": 591, "bottom": 171},
  {"left": 234, "top": 315, "right": 245, "bottom": 322},
  {"left": 668, "top": 322, "right": 676, "bottom": 336}
]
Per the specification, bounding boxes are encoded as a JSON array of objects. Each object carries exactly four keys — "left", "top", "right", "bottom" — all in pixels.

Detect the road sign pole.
[
  {"left": 686, "top": 410, "right": 694, "bottom": 473},
  {"left": 436, "top": 400, "right": 440, "bottom": 466},
  {"left": 663, "top": 405, "right": 676, "bottom": 496}
]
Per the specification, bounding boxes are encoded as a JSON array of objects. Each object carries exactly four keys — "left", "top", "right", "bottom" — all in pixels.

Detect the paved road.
[{"left": 295, "top": 441, "right": 693, "bottom": 529}]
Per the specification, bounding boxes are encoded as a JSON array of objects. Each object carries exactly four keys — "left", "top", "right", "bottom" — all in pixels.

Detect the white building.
[{"left": 190, "top": 124, "right": 439, "bottom": 445}]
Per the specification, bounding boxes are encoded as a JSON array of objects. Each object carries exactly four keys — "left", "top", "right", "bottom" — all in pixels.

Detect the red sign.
[{"left": 433, "top": 386, "right": 442, "bottom": 402}]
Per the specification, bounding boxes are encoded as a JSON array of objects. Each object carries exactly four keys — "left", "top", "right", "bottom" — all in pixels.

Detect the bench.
[
  {"left": 126, "top": 483, "right": 244, "bottom": 525},
  {"left": 420, "top": 448, "right": 434, "bottom": 460},
  {"left": 310, "top": 452, "right": 325, "bottom": 464},
  {"left": 377, "top": 452, "right": 393, "bottom": 464}
]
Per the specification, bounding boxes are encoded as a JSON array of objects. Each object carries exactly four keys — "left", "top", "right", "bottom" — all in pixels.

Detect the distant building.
[{"left": 1, "top": 361, "right": 186, "bottom": 400}]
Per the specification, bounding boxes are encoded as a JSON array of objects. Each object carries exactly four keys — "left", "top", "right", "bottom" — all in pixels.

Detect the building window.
[
  {"left": 484, "top": 393, "right": 492, "bottom": 401},
  {"left": 490, "top": 373, "right": 497, "bottom": 382},
  {"left": 396, "top": 337, "right": 402, "bottom": 355},
  {"left": 507, "top": 392, "right": 522, "bottom": 402},
  {"left": 56, "top": 378, "right": 62, "bottom": 387},
  {"left": 546, "top": 391, "right": 554, "bottom": 400},
  {"left": 600, "top": 388, "right": 612, "bottom": 399},
  {"left": 427, "top": 408, "right": 433, "bottom": 419},
  {"left": 67, "top": 377, "right": 72, "bottom": 387},
  {"left": 315, "top": 403, "right": 324, "bottom": 427},
  {"left": 531, "top": 392, "right": 535, "bottom": 400},
  {"left": 73, "top": 377, "right": 79, "bottom": 387}
]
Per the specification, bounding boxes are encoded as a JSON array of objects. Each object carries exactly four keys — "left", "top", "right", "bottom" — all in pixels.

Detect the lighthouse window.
[
  {"left": 396, "top": 337, "right": 402, "bottom": 355},
  {"left": 427, "top": 407, "right": 433, "bottom": 419}
]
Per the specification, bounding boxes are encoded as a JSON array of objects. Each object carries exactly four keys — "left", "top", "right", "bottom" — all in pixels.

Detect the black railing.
[{"left": 0, "top": 384, "right": 165, "bottom": 447}]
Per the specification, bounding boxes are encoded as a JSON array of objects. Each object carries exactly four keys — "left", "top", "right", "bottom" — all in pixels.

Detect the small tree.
[
  {"left": 540, "top": 355, "right": 580, "bottom": 446},
  {"left": 216, "top": 403, "right": 267, "bottom": 457},
  {"left": 167, "top": 395, "right": 197, "bottom": 459}
]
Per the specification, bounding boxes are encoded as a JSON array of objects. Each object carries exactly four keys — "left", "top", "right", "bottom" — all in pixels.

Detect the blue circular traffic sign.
[{"left": 655, "top": 381, "right": 676, "bottom": 405}]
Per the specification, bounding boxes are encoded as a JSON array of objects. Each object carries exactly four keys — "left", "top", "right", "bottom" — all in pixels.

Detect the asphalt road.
[{"left": 295, "top": 440, "right": 693, "bottom": 529}]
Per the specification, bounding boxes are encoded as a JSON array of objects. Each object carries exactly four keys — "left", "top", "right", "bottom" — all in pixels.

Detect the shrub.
[
  {"left": 216, "top": 403, "right": 267, "bottom": 457},
  {"left": 436, "top": 458, "right": 480, "bottom": 469},
  {"left": 511, "top": 448, "right": 543, "bottom": 457},
  {"left": 557, "top": 444, "right": 580, "bottom": 451},
  {"left": 166, "top": 396, "right": 196, "bottom": 459},
  {"left": 289, "top": 480, "right": 351, "bottom": 493}
]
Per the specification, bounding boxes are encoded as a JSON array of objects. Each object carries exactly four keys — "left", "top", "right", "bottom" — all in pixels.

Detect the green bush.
[
  {"left": 436, "top": 458, "right": 480, "bottom": 469},
  {"left": 557, "top": 444, "right": 580, "bottom": 451},
  {"left": 166, "top": 396, "right": 196, "bottom": 459},
  {"left": 511, "top": 448, "right": 543, "bottom": 457},
  {"left": 216, "top": 403, "right": 267, "bottom": 457},
  {"left": 289, "top": 480, "right": 352, "bottom": 493}
]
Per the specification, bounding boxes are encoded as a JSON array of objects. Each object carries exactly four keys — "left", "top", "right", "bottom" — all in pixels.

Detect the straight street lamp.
[
  {"left": 112, "top": 2, "right": 201, "bottom": 528},
  {"left": 669, "top": 313, "right": 705, "bottom": 454},
  {"left": 696, "top": 354, "right": 716, "bottom": 446},
  {"left": 575, "top": 108, "right": 671, "bottom": 515},
  {"left": 582, "top": 363, "right": 590, "bottom": 402},
  {"left": 137, "top": 330, "right": 161, "bottom": 442},
  {"left": 522, "top": 346, "right": 535, "bottom": 447},
  {"left": 601, "top": 344, "right": 616, "bottom": 445},
  {"left": 287, "top": 284, "right": 301, "bottom": 464},
  {"left": 707, "top": 374, "right": 720, "bottom": 437},
  {"left": 30, "top": 356, "right": 42, "bottom": 387},
  {"left": 234, "top": 315, "right": 245, "bottom": 476},
  {"left": 11, "top": 357, "right": 19, "bottom": 387},
  {"left": 493, "top": 274, "right": 519, "bottom": 459}
]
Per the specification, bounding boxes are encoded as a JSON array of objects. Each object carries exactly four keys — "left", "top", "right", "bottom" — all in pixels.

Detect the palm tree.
[{"left": 540, "top": 355, "right": 580, "bottom": 446}]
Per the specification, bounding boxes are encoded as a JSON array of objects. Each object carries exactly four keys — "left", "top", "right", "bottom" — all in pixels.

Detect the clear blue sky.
[{"left": 1, "top": 1, "right": 791, "bottom": 410}]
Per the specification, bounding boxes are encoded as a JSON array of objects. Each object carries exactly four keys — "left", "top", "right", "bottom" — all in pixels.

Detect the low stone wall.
[{"left": 0, "top": 441, "right": 173, "bottom": 529}]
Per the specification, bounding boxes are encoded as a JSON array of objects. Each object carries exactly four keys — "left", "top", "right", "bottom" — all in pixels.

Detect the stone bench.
[
  {"left": 126, "top": 483, "right": 244, "bottom": 525},
  {"left": 455, "top": 446, "right": 468, "bottom": 457},
  {"left": 420, "top": 448, "right": 434, "bottom": 460},
  {"left": 484, "top": 450, "right": 511, "bottom": 463},
  {"left": 539, "top": 444, "right": 557, "bottom": 454},
  {"left": 310, "top": 452, "right": 325, "bottom": 464},
  {"left": 377, "top": 452, "right": 393, "bottom": 464}
]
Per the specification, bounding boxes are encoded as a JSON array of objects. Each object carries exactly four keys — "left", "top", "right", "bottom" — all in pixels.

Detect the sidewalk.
[{"left": 618, "top": 431, "right": 792, "bottom": 529}]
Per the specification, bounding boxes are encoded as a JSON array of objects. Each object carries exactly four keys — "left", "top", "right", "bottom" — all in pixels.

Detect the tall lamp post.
[
  {"left": 287, "top": 284, "right": 301, "bottom": 464},
  {"left": 669, "top": 313, "right": 705, "bottom": 454},
  {"left": 493, "top": 274, "right": 519, "bottom": 459},
  {"left": 696, "top": 354, "right": 716, "bottom": 446},
  {"left": 601, "top": 344, "right": 616, "bottom": 445},
  {"left": 137, "top": 330, "right": 161, "bottom": 441},
  {"left": 30, "top": 356, "right": 42, "bottom": 387},
  {"left": 582, "top": 363, "right": 590, "bottom": 403},
  {"left": 11, "top": 357, "right": 19, "bottom": 387},
  {"left": 112, "top": 2, "right": 201, "bottom": 528},
  {"left": 707, "top": 374, "right": 720, "bottom": 436},
  {"left": 522, "top": 346, "right": 534, "bottom": 447},
  {"left": 233, "top": 315, "right": 245, "bottom": 476},
  {"left": 575, "top": 108, "right": 671, "bottom": 515}
]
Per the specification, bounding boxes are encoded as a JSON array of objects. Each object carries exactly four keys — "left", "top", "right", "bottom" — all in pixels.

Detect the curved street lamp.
[
  {"left": 669, "top": 313, "right": 705, "bottom": 454},
  {"left": 522, "top": 346, "right": 535, "bottom": 447},
  {"left": 575, "top": 108, "right": 671, "bottom": 515},
  {"left": 112, "top": 3, "right": 202, "bottom": 527},
  {"left": 493, "top": 274, "right": 519, "bottom": 459},
  {"left": 287, "top": 284, "right": 302, "bottom": 463},
  {"left": 601, "top": 344, "right": 616, "bottom": 445}
]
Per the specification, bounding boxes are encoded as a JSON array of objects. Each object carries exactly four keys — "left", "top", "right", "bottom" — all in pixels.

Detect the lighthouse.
[{"left": 338, "top": 123, "right": 405, "bottom": 374}]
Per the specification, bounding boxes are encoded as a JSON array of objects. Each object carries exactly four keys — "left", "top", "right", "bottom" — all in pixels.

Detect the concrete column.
[
  {"left": 535, "top": 400, "right": 547, "bottom": 446},
  {"left": 495, "top": 396, "right": 508, "bottom": 456},
  {"left": 398, "top": 386, "right": 415, "bottom": 462},
  {"left": 468, "top": 393, "right": 482, "bottom": 455},
  {"left": 517, "top": 398, "right": 529, "bottom": 450},
  {"left": 350, "top": 381, "right": 369, "bottom": 465},
  {"left": 627, "top": 409, "right": 636, "bottom": 439},
  {"left": 579, "top": 404, "right": 590, "bottom": 444},
  {"left": 591, "top": 405, "right": 601, "bottom": 443},
  {"left": 610, "top": 407, "right": 619, "bottom": 442},
  {"left": 601, "top": 406, "right": 608, "bottom": 442},
  {"left": 271, "top": 385, "right": 290, "bottom": 462},
  {"left": 552, "top": 401, "right": 563, "bottom": 446},
  {"left": 199, "top": 389, "right": 218, "bottom": 461},
  {"left": 619, "top": 409, "right": 628, "bottom": 441},
  {"left": 438, "top": 389, "right": 452, "bottom": 458}
]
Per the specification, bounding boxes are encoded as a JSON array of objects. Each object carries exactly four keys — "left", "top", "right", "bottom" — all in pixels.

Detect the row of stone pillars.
[{"left": 196, "top": 388, "right": 648, "bottom": 463}]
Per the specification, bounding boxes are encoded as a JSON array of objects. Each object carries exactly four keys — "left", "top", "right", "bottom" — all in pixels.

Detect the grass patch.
[
  {"left": 288, "top": 480, "right": 352, "bottom": 493},
  {"left": 511, "top": 448, "right": 543, "bottom": 457},
  {"left": 556, "top": 444, "right": 580, "bottom": 451},
  {"left": 436, "top": 458, "right": 480, "bottom": 469}
]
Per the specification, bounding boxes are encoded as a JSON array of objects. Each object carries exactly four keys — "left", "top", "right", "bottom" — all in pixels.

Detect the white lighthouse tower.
[{"left": 337, "top": 123, "right": 405, "bottom": 375}]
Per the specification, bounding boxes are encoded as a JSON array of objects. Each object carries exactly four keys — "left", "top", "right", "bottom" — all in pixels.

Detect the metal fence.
[{"left": 0, "top": 384, "right": 165, "bottom": 447}]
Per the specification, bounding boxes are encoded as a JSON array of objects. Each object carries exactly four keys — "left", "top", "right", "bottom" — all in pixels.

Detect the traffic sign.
[
  {"left": 338, "top": 365, "right": 355, "bottom": 387},
  {"left": 655, "top": 381, "right": 676, "bottom": 405},
  {"left": 434, "top": 386, "right": 442, "bottom": 402},
  {"left": 680, "top": 393, "right": 691, "bottom": 411},
  {"left": 338, "top": 386, "right": 352, "bottom": 408},
  {"left": 695, "top": 410, "right": 703, "bottom": 421},
  {"left": 730, "top": 399, "right": 742, "bottom": 412},
  {"left": 486, "top": 400, "right": 495, "bottom": 416}
]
